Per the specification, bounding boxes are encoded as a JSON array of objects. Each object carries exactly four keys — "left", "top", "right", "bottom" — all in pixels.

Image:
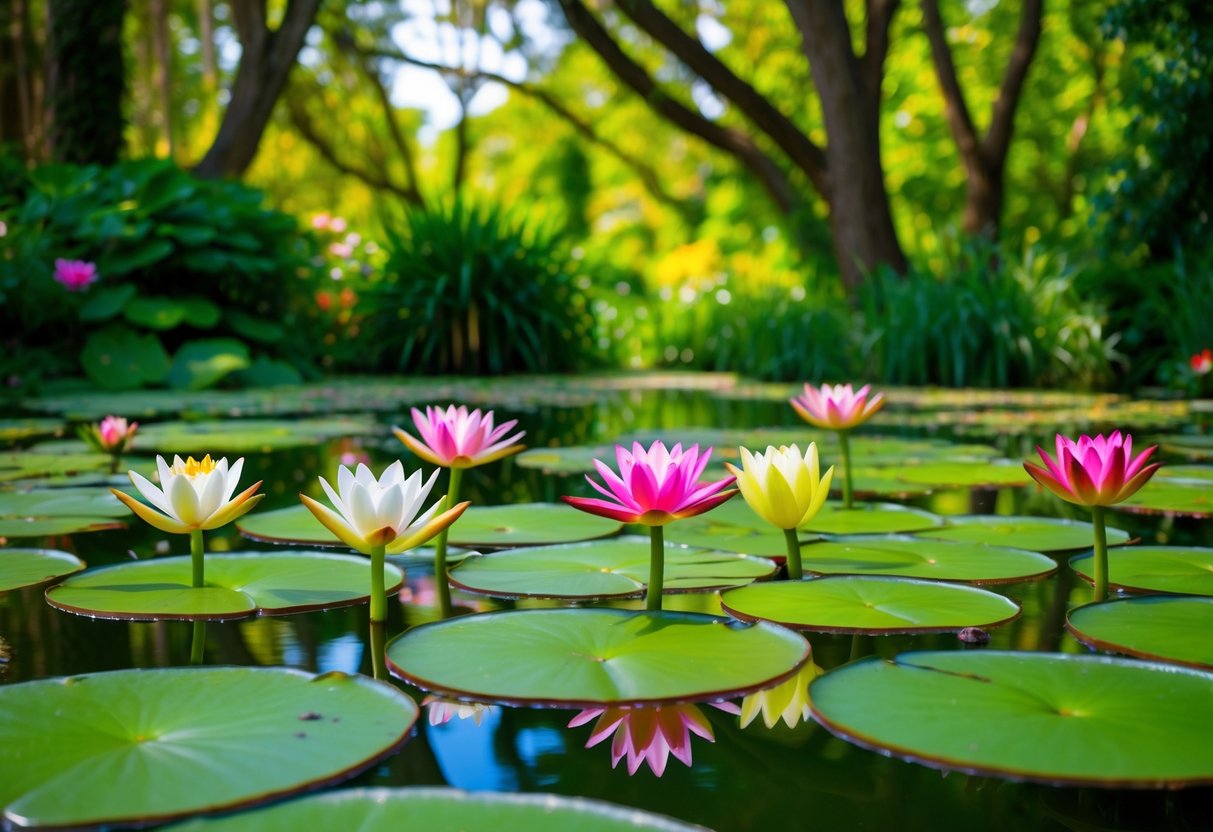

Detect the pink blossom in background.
[
  {"left": 394, "top": 405, "right": 525, "bottom": 469},
  {"left": 97, "top": 416, "right": 138, "bottom": 452},
  {"left": 1191, "top": 349, "right": 1212, "bottom": 375},
  {"left": 311, "top": 213, "right": 332, "bottom": 230},
  {"left": 53, "top": 259, "right": 98, "bottom": 292},
  {"left": 790, "top": 382, "right": 884, "bottom": 431}
]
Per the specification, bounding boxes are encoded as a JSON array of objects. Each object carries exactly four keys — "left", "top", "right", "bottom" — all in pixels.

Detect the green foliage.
[
  {"left": 0, "top": 158, "right": 320, "bottom": 391},
  {"left": 362, "top": 199, "right": 598, "bottom": 374},
  {"left": 858, "top": 241, "right": 1115, "bottom": 389}
]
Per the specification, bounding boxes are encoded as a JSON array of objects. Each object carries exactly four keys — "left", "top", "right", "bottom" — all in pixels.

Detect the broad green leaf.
[
  {"left": 447, "top": 503, "right": 623, "bottom": 547},
  {"left": 892, "top": 460, "right": 1031, "bottom": 488},
  {"left": 1070, "top": 546, "right": 1213, "bottom": 596},
  {"left": 134, "top": 416, "right": 374, "bottom": 454},
  {"left": 227, "top": 311, "right": 286, "bottom": 344},
  {"left": 1116, "top": 481, "right": 1213, "bottom": 518},
  {"left": 810, "top": 651, "right": 1213, "bottom": 787},
  {"left": 915, "top": 515, "right": 1129, "bottom": 552},
  {"left": 0, "top": 487, "right": 128, "bottom": 537},
  {"left": 1067, "top": 596, "right": 1213, "bottom": 670},
  {"left": 803, "top": 501, "right": 943, "bottom": 535},
  {"left": 124, "top": 296, "right": 191, "bottom": 330},
  {"left": 167, "top": 339, "right": 251, "bottom": 390},
  {"left": 798, "top": 535, "right": 1057, "bottom": 584},
  {"left": 80, "top": 325, "right": 171, "bottom": 390},
  {"left": 78, "top": 284, "right": 137, "bottom": 322},
  {"left": 0, "top": 548, "right": 85, "bottom": 593}
]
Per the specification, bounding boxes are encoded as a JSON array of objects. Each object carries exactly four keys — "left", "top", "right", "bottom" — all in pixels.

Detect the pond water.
[{"left": 2, "top": 375, "right": 1212, "bottom": 831}]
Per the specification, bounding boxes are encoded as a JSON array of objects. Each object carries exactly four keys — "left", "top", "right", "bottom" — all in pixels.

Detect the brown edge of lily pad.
[
  {"left": 2, "top": 668, "right": 418, "bottom": 831},
  {"left": 719, "top": 577, "right": 1022, "bottom": 636},
  {"left": 42, "top": 556, "right": 405, "bottom": 623},
  {"left": 808, "top": 654, "right": 1213, "bottom": 790},
  {"left": 386, "top": 609, "right": 811, "bottom": 709},
  {"left": 0, "top": 548, "right": 87, "bottom": 595},
  {"left": 1067, "top": 553, "right": 1213, "bottom": 598},
  {"left": 799, "top": 538, "right": 1060, "bottom": 587},
  {"left": 1066, "top": 599, "right": 1213, "bottom": 672}
]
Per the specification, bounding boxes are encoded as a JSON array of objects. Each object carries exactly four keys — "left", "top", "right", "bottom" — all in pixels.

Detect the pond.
[{"left": 2, "top": 374, "right": 1212, "bottom": 831}]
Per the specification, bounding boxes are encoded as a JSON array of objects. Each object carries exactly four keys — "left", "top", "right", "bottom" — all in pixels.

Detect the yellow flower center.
[{"left": 172, "top": 455, "right": 216, "bottom": 479}]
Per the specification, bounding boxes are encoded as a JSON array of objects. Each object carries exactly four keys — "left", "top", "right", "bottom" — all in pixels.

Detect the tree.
[{"left": 47, "top": 0, "right": 126, "bottom": 164}]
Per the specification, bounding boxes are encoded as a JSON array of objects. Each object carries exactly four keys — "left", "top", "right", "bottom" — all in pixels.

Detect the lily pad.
[
  {"left": 0, "top": 666, "right": 417, "bottom": 828},
  {"left": 719, "top": 576, "right": 1020, "bottom": 634},
  {"left": 134, "top": 417, "right": 376, "bottom": 454},
  {"left": 44, "top": 552, "right": 404, "bottom": 621},
  {"left": 1070, "top": 546, "right": 1213, "bottom": 597},
  {"left": 80, "top": 325, "right": 172, "bottom": 390},
  {"left": 447, "top": 536, "right": 777, "bottom": 599},
  {"left": 891, "top": 459, "right": 1031, "bottom": 489},
  {"left": 797, "top": 536, "right": 1057, "bottom": 584},
  {"left": 1116, "top": 481, "right": 1213, "bottom": 518},
  {"left": 387, "top": 608, "right": 809, "bottom": 707},
  {"left": 809, "top": 651, "right": 1213, "bottom": 788},
  {"left": 170, "top": 788, "right": 710, "bottom": 832},
  {"left": 0, "top": 488, "right": 128, "bottom": 536},
  {"left": 664, "top": 499, "right": 816, "bottom": 559},
  {"left": 915, "top": 516, "right": 1130, "bottom": 553},
  {"left": 1157, "top": 434, "right": 1213, "bottom": 460},
  {"left": 1067, "top": 596, "right": 1213, "bottom": 670},
  {"left": 802, "top": 502, "right": 943, "bottom": 535},
  {"left": 846, "top": 469, "right": 935, "bottom": 499},
  {"left": 0, "top": 451, "right": 112, "bottom": 484},
  {"left": 0, "top": 419, "right": 63, "bottom": 444},
  {"left": 447, "top": 503, "right": 623, "bottom": 547},
  {"left": 0, "top": 548, "right": 86, "bottom": 593},
  {"left": 167, "top": 338, "right": 251, "bottom": 390},
  {"left": 1157, "top": 465, "right": 1213, "bottom": 483}
]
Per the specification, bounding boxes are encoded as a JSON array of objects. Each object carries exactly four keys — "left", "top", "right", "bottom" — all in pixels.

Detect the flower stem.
[
  {"left": 646, "top": 525, "right": 665, "bottom": 611},
  {"left": 783, "top": 528, "right": 803, "bottom": 580},
  {"left": 189, "top": 529, "right": 205, "bottom": 589},
  {"left": 190, "top": 621, "right": 206, "bottom": 665},
  {"left": 369, "top": 621, "right": 387, "bottom": 681},
  {"left": 1090, "top": 505, "right": 1109, "bottom": 602},
  {"left": 369, "top": 544, "right": 387, "bottom": 624},
  {"left": 432, "top": 467, "right": 463, "bottom": 619},
  {"left": 109, "top": 454, "right": 121, "bottom": 475},
  {"left": 838, "top": 430, "right": 854, "bottom": 510}
]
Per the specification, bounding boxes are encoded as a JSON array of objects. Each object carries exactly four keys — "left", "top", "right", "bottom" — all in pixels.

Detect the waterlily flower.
[
  {"left": 1023, "top": 432, "right": 1160, "bottom": 508},
  {"left": 727, "top": 444, "right": 833, "bottom": 530},
  {"left": 569, "top": 702, "right": 739, "bottom": 776},
  {"left": 95, "top": 416, "right": 138, "bottom": 452},
  {"left": 393, "top": 405, "right": 526, "bottom": 469},
  {"left": 299, "top": 461, "right": 468, "bottom": 556},
  {"left": 112, "top": 455, "right": 263, "bottom": 535},
  {"left": 562, "top": 441, "right": 737, "bottom": 526},
  {"left": 53, "top": 258, "right": 98, "bottom": 291},
  {"left": 1191, "top": 349, "right": 1212, "bottom": 375},
  {"left": 790, "top": 383, "right": 884, "bottom": 431},
  {"left": 422, "top": 695, "right": 495, "bottom": 727},
  {"left": 739, "top": 661, "right": 821, "bottom": 730}
]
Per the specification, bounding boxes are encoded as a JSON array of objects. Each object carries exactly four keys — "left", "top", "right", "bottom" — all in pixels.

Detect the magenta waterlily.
[
  {"left": 562, "top": 441, "right": 736, "bottom": 526},
  {"left": 1024, "top": 431, "right": 1160, "bottom": 508},
  {"left": 53, "top": 259, "right": 98, "bottom": 292}
]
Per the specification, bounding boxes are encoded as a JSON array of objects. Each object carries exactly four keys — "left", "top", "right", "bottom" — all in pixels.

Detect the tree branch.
[
  {"left": 920, "top": 0, "right": 980, "bottom": 163},
  {"left": 985, "top": 0, "right": 1043, "bottom": 165},
  {"left": 860, "top": 0, "right": 900, "bottom": 108}
]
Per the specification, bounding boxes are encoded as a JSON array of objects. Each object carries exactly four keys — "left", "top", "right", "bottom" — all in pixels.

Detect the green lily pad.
[
  {"left": 809, "top": 651, "right": 1213, "bottom": 787},
  {"left": 170, "top": 787, "right": 710, "bottom": 832},
  {"left": 387, "top": 608, "right": 809, "bottom": 707},
  {"left": 1070, "top": 546, "right": 1213, "bottom": 597},
  {"left": 0, "top": 548, "right": 86, "bottom": 593},
  {"left": 664, "top": 499, "right": 817, "bottom": 559},
  {"left": 802, "top": 502, "right": 943, "bottom": 535},
  {"left": 0, "top": 419, "right": 63, "bottom": 444},
  {"left": 720, "top": 576, "right": 1020, "bottom": 634},
  {"left": 80, "top": 325, "right": 172, "bottom": 390},
  {"left": 0, "top": 488, "right": 129, "bottom": 536},
  {"left": 1067, "top": 596, "right": 1213, "bottom": 670},
  {"left": 846, "top": 469, "right": 936, "bottom": 499},
  {"left": 134, "top": 417, "right": 376, "bottom": 454},
  {"left": 44, "top": 552, "right": 404, "bottom": 621},
  {"left": 1157, "top": 434, "right": 1213, "bottom": 460},
  {"left": 1157, "top": 465, "right": 1213, "bottom": 483},
  {"left": 1116, "top": 481, "right": 1213, "bottom": 518},
  {"left": 915, "top": 516, "right": 1130, "bottom": 553},
  {"left": 0, "top": 451, "right": 112, "bottom": 484},
  {"left": 0, "top": 666, "right": 417, "bottom": 828},
  {"left": 798, "top": 536, "right": 1057, "bottom": 584},
  {"left": 447, "top": 536, "right": 776, "bottom": 599},
  {"left": 167, "top": 338, "right": 251, "bottom": 390},
  {"left": 891, "top": 459, "right": 1031, "bottom": 489},
  {"left": 447, "top": 503, "right": 623, "bottom": 547}
]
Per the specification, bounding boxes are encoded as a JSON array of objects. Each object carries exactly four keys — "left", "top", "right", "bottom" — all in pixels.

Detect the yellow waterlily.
[
  {"left": 726, "top": 444, "right": 834, "bottom": 530},
  {"left": 112, "top": 454, "right": 263, "bottom": 535}
]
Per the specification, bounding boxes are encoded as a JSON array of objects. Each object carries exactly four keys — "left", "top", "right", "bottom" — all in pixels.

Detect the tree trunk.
[
  {"left": 194, "top": 0, "right": 322, "bottom": 179},
  {"left": 149, "top": 0, "right": 172, "bottom": 157},
  {"left": 47, "top": 0, "right": 126, "bottom": 164}
]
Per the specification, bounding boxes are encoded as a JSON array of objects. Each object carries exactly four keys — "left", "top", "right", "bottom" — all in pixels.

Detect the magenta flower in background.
[
  {"left": 790, "top": 382, "right": 884, "bottom": 431},
  {"left": 97, "top": 416, "right": 138, "bottom": 452},
  {"left": 394, "top": 405, "right": 526, "bottom": 469},
  {"left": 568, "top": 702, "right": 738, "bottom": 777},
  {"left": 1023, "top": 431, "right": 1160, "bottom": 508},
  {"left": 53, "top": 259, "right": 98, "bottom": 292},
  {"left": 1191, "top": 349, "right": 1212, "bottom": 375}
]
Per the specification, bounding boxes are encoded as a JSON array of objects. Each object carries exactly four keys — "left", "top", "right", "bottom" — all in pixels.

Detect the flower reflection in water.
[
  {"left": 423, "top": 695, "right": 497, "bottom": 727},
  {"left": 739, "top": 662, "right": 821, "bottom": 730},
  {"left": 569, "top": 701, "right": 740, "bottom": 776}
]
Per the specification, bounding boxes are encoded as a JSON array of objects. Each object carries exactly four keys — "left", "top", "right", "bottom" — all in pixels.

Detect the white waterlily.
[
  {"left": 112, "top": 454, "right": 263, "bottom": 534},
  {"left": 300, "top": 461, "right": 469, "bottom": 555}
]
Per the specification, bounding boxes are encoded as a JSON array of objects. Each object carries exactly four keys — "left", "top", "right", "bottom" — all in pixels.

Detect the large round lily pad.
[
  {"left": 801, "top": 502, "right": 943, "bottom": 535},
  {"left": 133, "top": 417, "right": 376, "bottom": 454},
  {"left": 797, "top": 536, "right": 1057, "bottom": 584},
  {"left": 1157, "top": 434, "right": 1213, "bottom": 460},
  {"left": 387, "top": 608, "right": 810, "bottom": 707},
  {"left": 169, "top": 787, "right": 710, "bottom": 832},
  {"left": 0, "top": 667, "right": 417, "bottom": 828},
  {"left": 891, "top": 459, "right": 1030, "bottom": 489},
  {"left": 447, "top": 536, "right": 776, "bottom": 599},
  {"left": 1067, "top": 596, "right": 1213, "bottom": 671},
  {"left": 809, "top": 651, "right": 1213, "bottom": 787},
  {"left": 1069, "top": 547, "right": 1213, "bottom": 597},
  {"left": 720, "top": 576, "right": 1020, "bottom": 634},
  {"left": 45, "top": 552, "right": 404, "bottom": 621},
  {"left": 446, "top": 502, "right": 623, "bottom": 547},
  {"left": 0, "top": 488, "right": 129, "bottom": 537},
  {"left": 0, "top": 548, "right": 86, "bottom": 593},
  {"left": 1115, "top": 482, "right": 1213, "bottom": 518},
  {"left": 915, "top": 516, "right": 1130, "bottom": 553}
]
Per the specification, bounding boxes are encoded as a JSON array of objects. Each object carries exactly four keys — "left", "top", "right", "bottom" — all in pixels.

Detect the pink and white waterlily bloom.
[
  {"left": 96, "top": 416, "right": 138, "bottom": 452},
  {"left": 790, "top": 383, "right": 884, "bottom": 431},
  {"left": 569, "top": 702, "right": 739, "bottom": 776},
  {"left": 562, "top": 441, "right": 737, "bottom": 525},
  {"left": 1024, "top": 431, "right": 1161, "bottom": 507},
  {"left": 422, "top": 695, "right": 495, "bottom": 727},
  {"left": 112, "top": 455, "right": 263, "bottom": 534},
  {"left": 394, "top": 405, "right": 525, "bottom": 469},
  {"left": 300, "top": 462, "right": 469, "bottom": 555}
]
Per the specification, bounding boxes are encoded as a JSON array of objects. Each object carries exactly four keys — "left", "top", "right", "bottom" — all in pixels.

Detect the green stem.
[
  {"left": 838, "top": 430, "right": 854, "bottom": 510},
  {"left": 646, "top": 525, "right": 665, "bottom": 611},
  {"left": 1090, "top": 505, "right": 1109, "bottom": 602},
  {"left": 369, "top": 621, "right": 387, "bottom": 681},
  {"left": 189, "top": 529, "right": 205, "bottom": 589},
  {"left": 109, "top": 453, "right": 121, "bottom": 475},
  {"left": 783, "top": 528, "right": 803, "bottom": 580},
  {"left": 369, "top": 544, "right": 387, "bottom": 624},
  {"left": 432, "top": 467, "right": 463, "bottom": 620},
  {"left": 190, "top": 621, "right": 206, "bottom": 665},
  {"left": 849, "top": 633, "right": 867, "bottom": 663}
]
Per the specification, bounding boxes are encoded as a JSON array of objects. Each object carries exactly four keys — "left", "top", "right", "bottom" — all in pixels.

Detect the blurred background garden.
[{"left": 2, "top": 0, "right": 1211, "bottom": 396}]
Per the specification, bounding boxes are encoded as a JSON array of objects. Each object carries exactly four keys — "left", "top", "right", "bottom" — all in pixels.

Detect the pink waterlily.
[
  {"left": 53, "top": 259, "right": 98, "bottom": 291},
  {"left": 1024, "top": 431, "right": 1160, "bottom": 507},
  {"left": 562, "top": 441, "right": 736, "bottom": 526},
  {"left": 569, "top": 702, "right": 739, "bottom": 776},
  {"left": 1191, "top": 349, "right": 1212, "bottom": 375},
  {"left": 790, "top": 383, "right": 884, "bottom": 431},
  {"left": 394, "top": 405, "right": 525, "bottom": 469},
  {"left": 97, "top": 416, "right": 138, "bottom": 452}
]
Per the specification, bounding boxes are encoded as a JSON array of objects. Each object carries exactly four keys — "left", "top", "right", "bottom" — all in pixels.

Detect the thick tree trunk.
[
  {"left": 47, "top": 0, "right": 126, "bottom": 164},
  {"left": 194, "top": 0, "right": 322, "bottom": 178}
]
